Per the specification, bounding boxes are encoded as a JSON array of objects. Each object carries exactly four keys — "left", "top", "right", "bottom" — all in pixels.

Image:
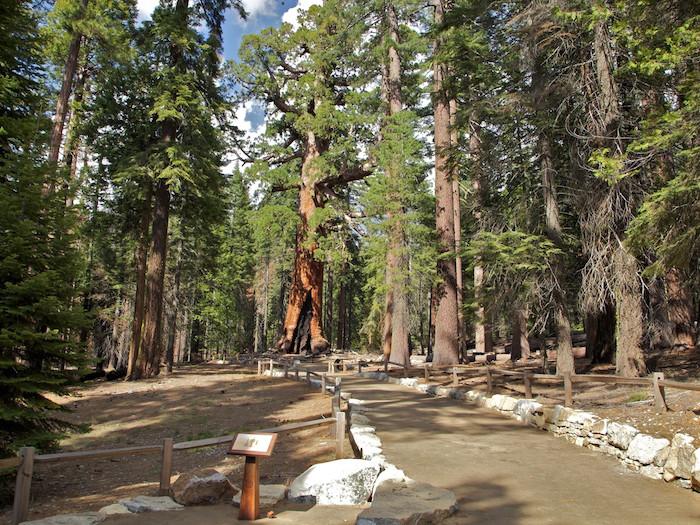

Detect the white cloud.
[
  {"left": 282, "top": 0, "right": 321, "bottom": 29},
  {"left": 241, "top": 0, "right": 277, "bottom": 17},
  {"left": 136, "top": 0, "right": 159, "bottom": 21}
]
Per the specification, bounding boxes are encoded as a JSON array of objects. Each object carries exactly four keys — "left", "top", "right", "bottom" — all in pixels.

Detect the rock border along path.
[
  {"left": 357, "top": 371, "right": 700, "bottom": 491},
  {"left": 335, "top": 371, "right": 700, "bottom": 525}
]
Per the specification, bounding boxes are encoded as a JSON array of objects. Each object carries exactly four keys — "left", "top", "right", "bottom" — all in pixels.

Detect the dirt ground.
[{"left": 0, "top": 364, "right": 349, "bottom": 525}]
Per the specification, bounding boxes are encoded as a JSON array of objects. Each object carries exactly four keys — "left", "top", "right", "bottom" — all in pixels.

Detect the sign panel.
[{"left": 229, "top": 432, "right": 277, "bottom": 457}]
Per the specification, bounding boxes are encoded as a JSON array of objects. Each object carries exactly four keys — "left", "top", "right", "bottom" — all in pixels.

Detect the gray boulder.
[
  {"left": 170, "top": 468, "right": 237, "bottom": 505},
  {"left": 119, "top": 495, "right": 184, "bottom": 513},
  {"left": 288, "top": 459, "right": 380, "bottom": 505},
  {"left": 357, "top": 479, "right": 457, "bottom": 525},
  {"left": 233, "top": 484, "right": 286, "bottom": 508},
  {"left": 20, "top": 514, "right": 103, "bottom": 525}
]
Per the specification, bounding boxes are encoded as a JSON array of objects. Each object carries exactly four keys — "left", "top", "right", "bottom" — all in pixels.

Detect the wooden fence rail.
[
  {"left": 410, "top": 363, "right": 699, "bottom": 413},
  {"left": 7, "top": 412, "right": 344, "bottom": 525}
]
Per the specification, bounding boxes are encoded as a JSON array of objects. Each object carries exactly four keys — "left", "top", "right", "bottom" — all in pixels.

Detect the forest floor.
[{"left": 0, "top": 364, "right": 350, "bottom": 525}]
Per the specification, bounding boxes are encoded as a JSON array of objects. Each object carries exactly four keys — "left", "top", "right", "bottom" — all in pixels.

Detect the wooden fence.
[
  {"left": 3, "top": 375, "right": 346, "bottom": 525},
  {"left": 407, "top": 363, "right": 700, "bottom": 412}
]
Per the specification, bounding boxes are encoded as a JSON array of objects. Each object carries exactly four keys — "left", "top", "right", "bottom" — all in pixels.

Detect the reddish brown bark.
[
  {"left": 380, "top": 2, "right": 410, "bottom": 367},
  {"left": 469, "top": 115, "right": 493, "bottom": 355},
  {"left": 126, "top": 183, "right": 152, "bottom": 380},
  {"left": 432, "top": 0, "right": 460, "bottom": 366},
  {"left": 49, "top": 0, "right": 88, "bottom": 165},
  {"left": 665, "top": 268, "right": 696, "bottom": 347},
  {"left": 139, "top": 178, "right": 171, "bottom": 377},
  {"left": 277, "top": 133, "right": 330, "bottom": 355}
]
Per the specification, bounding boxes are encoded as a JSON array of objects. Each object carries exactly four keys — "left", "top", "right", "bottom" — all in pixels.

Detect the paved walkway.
[{"left": 342, "top": 376, "right": 700, "bottom": 525}]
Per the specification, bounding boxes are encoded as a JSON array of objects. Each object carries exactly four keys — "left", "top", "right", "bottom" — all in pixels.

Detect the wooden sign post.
[{"left": 228, "top": 433, "right": 277, "bottom": 521}]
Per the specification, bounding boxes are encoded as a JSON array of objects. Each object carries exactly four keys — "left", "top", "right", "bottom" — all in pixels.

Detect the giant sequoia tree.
[{"left": 235, "top": 1, "right": 370, "bottom": 354}]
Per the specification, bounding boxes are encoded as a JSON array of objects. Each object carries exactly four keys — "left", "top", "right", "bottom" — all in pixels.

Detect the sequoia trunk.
[
  {"left": 432, "top": 0, "right": 460, "bottom": 366},
  {"left": 277, "top": 133, "right": 330, "bottom": 354},
  {"left": 49, "top": 0, "right": 88, "bottom": 164},
  {"left": 381, "top": 3, "right": 410, "bottom": 367},
  {"left": 139, "top": 178, "right": 171, "bottom": 377},
  {"left": 126, "top": 183, "right": 152, "bottom": 380}
]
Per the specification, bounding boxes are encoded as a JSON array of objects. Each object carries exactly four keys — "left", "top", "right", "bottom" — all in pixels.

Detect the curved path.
[{"left": 342, "top": 376, "right": 700, "bottom": 525}]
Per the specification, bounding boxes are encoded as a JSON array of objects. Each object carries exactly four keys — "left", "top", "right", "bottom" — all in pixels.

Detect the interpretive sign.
[
  {"left": 228, "top": 433, "right": 278, "bottom": 520},
  {"left": 229, "top": 432, "right": 277, "bottom": 457}
]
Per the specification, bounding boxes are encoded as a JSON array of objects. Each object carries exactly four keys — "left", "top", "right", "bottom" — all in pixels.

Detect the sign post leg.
[{"left": 239, "top": 456, "right": 259, "bottom": 520}]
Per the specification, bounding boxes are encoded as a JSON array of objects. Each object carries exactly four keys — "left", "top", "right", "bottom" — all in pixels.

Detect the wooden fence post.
[
  {"left": 486, "top": 367, "right": 493, "bottom": 395},
  {"left": 424, "top": 364, "right": 429, "bottom": 383},
  {"left": 652, "top": 372, "right": 668, "bottom": 413},
  {"left": 358, "top": 360, "right": 363, "bottom": 374},
  {"left": 284, "top": 363, "right": 289, "bottom": 378},
  {"left": 306, "top": 370, "right": 311, "bottom": 384},
  {"left": 563, "top": 374, "right": 573, "bottom": 407},
  {"left": 257, "top": 360, "right": 262, "bottom": 375},
  {"left": 384, "top": 359, "right": 388, "bottom": 373},
  {"left": 269, "top": 359, "right": 274, "bottom": 374},
  {"left": 335, "top": 411, "right": 346, "bottom": 459},
  {"left": 328, "top": 361, "right": 333, "bottom": 374},
  {"left": 159, "top": 438, "right": 174, "bottom": 495},
  {"left": 321, "top": 373, "right": 327, "bottom": 396},
  {"left": 295, "top": 367, "right": 299, "bottom": 380},
  {"left": 452, "top": 368, "right": 458, "bottom": 386},
  {"left": 11, "top": 447, "right": 34, "bottom": 525},
  {"left": 523, "top": 373, "right": 532, "bottom": 399}
]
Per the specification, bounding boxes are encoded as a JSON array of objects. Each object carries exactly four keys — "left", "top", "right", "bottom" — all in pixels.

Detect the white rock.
[
  {"left": 370, "top": 466, "right": 408, "bottom": 500},
  {"left": 497, "top": 396, "right": 518, "bottom": 412},
  {"left": 692, "top": 449, "right": 700, "bottom": 492},
  {"left": 627, "top": 434, "right": 670, "bottom": 466},
  {"left": 357, "top": 479, "right": 457, "bottom": 525},
  {"left": 20, "top": 514, "right": 103, "bottom": 525},
  {"left": 513, "top": 400, "right": 542, "bottom": 419},
  {"left": 97, "top": 504, "right": 131, "bottom": 516},
  {"left": 288, "top": 459, "right": 380, "bottom": 505},
  {"left": 398, "top": 378, "right": 418, "bottom": 388},
  {"left": 233, "top": 484, "right": 286, "bottom": 508},
  {"left": 119, "top": 496, "right": 184, "bottom": 513},
  {"left": 640, "top": 465, "right": 663, "bottom": 480},
  {"left": 589, "top": 419, "right": 610, "bottom": 436},
  {"left": 351, "top": 424, "right": 376, "bottom": 434},
  {"left": 608, "top": 422, "right": 639, "bottom": 450},
  {"left": 663, "top": 433, "right": 695, "bottom": 481},
  {"left": 566, "top": 411, "right": 598, "bottom": 428}
]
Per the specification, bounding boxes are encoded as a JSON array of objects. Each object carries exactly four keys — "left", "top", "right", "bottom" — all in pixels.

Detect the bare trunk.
[
  {"left": 377, "top": 3, "right": 411, "bottom": 367},
  {"left": 139, "top": 178, "right": 171, "bottom": 377},
  {"left": 432, "top": 0, "right": 459, "bottom": 366},
  {"left": 165, "top": 238, "right": 183, "bottom": 374},
  {"left": 276, "top": 133, "right": 329, "bottom": 354},
  {"left": 49, "top": 0, "right": 88, "bottom": 165},
  {"left": 540, "top": 132, "right": 574, "bottom": 374},
  {"left": 325, "top": 269, "right": 334, "bottom": 345},
  {"left": 510, "top": 305, "right": 530, "bottom": 361},
  {"left": 450, "top": 99, "right": 464, "bottom": 360},
  {"left": 336, "top": 277, "right": 346, "bottom": 350},
  {"left": 470, "top": 115, "right": 492, "bottom": 355},
  {"left": 665, "top": 268, "right": 696, "bottom": 347},
  {"left": 126, "top": 184, "right": 152, "bottom": 380},
  {"left": 64, "top": 66, "right": 89, "bottom": 207},
  {"left": 614, "top": 246, "right": 647, "bottom": 376}
]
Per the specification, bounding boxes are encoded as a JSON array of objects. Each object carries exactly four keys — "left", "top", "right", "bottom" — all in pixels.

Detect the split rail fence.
[
  {"left": 377, "top": 360, "right": 700, "bottom": 413},
  {"left": 3, "top": 365, "right": 347, "bottom": 525}
]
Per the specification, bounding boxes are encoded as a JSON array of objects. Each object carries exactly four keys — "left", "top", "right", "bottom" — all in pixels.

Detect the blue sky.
[{"left": 136, "top": 0, "right": 318, "bottom": 134}]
